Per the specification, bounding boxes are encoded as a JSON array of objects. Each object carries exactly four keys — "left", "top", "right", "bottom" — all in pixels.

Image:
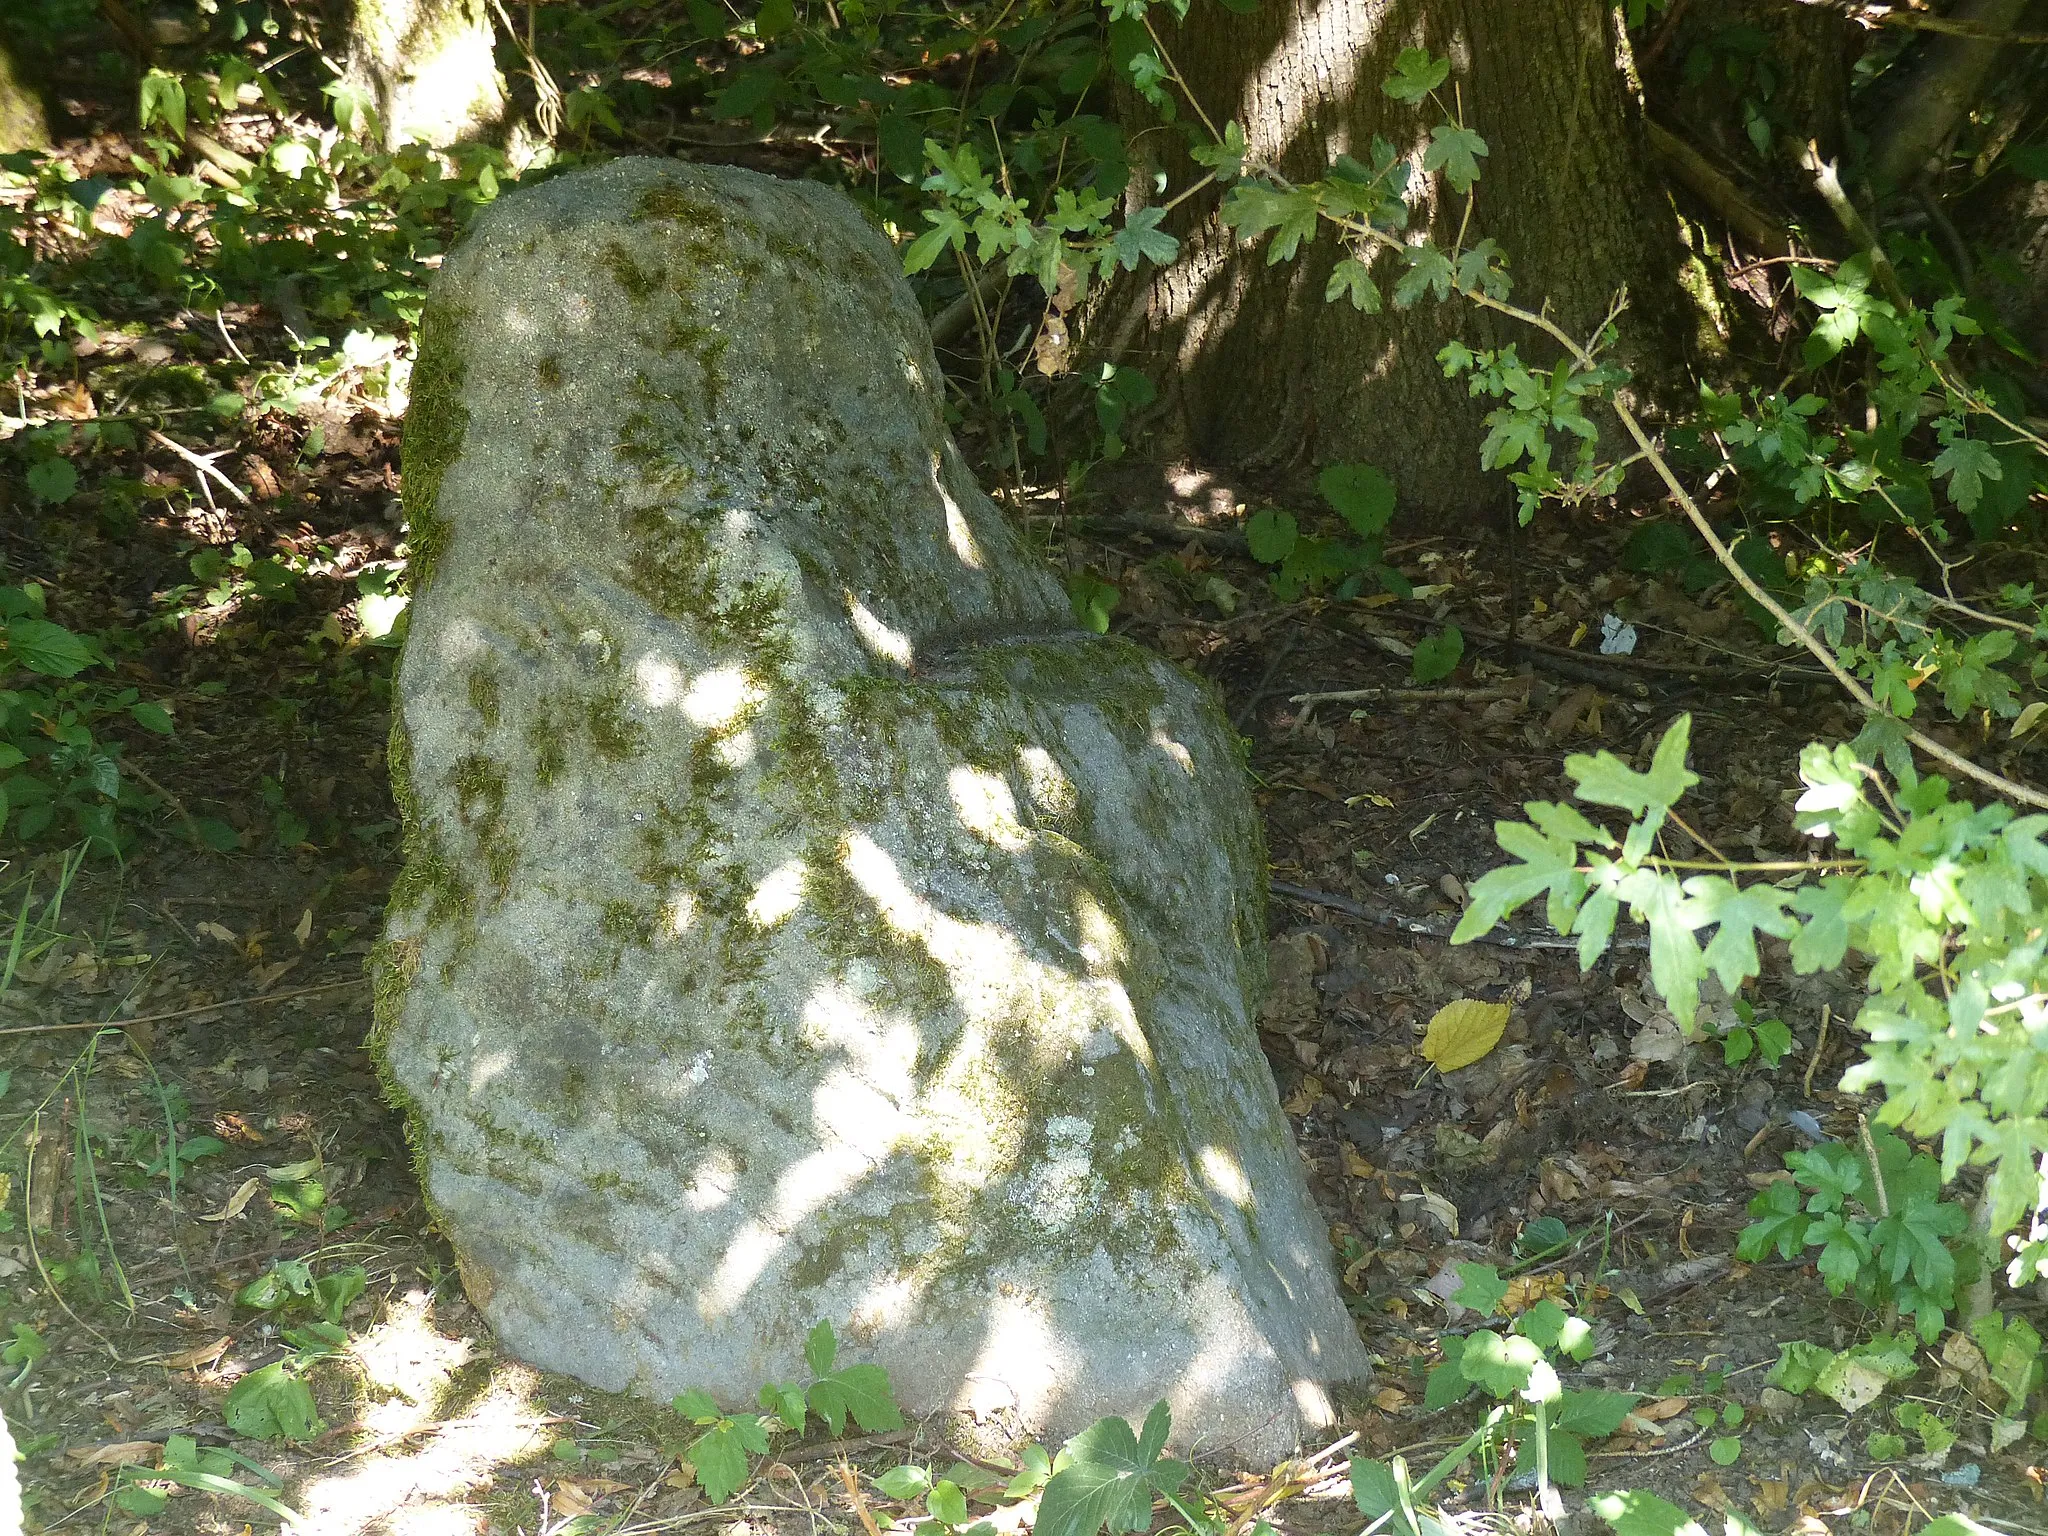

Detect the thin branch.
[
  {"left": 0, "top": 978, "right": 368, "bottom": 1038},
  {"left": 148, "top": 428, "right": 251, "bottom": 508},
  {"left": 1459, "top": 286, "right": 2048, "bottom": 812}
]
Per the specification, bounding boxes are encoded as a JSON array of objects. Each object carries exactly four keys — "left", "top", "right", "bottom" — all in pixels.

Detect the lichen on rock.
[{"left": 376, "top": 156, "right": 1369, "bottom": 1455}]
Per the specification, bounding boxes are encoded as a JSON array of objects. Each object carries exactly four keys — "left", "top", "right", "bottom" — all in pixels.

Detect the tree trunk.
[
  {"left": 344, "top": 0, "right": 506, "bottom": 149},
  {"left": 0, "top": 38, "right": 48, "bottom": 152},
  {"left": 1119, "top": 0, "right": 1700, "bottom": 523},
  {"left": 1646, "top": 0, "right": 1852, "bottom": 168}
]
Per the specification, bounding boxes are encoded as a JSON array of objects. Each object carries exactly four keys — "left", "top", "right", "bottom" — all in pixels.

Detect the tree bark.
[
  {"left": 1648, "top": 0, "right": 1852, "bottom": 167},
  {"left": 344, "top": 0, "right": 507, "bottom": 149},
  {"left": 1118, "top": 0, "right": 1700, "bottom": 524},
  {"left": 0, "top": 37, "right": 49, "bottom": 153},
  {"left": 1869, "top": 0, "right": 2035, "bottom": 190}
]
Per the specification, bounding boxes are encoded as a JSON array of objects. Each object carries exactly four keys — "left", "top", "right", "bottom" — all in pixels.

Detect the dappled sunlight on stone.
[
  {"left": 681, "top": 664, "right": 763, "bottom": 730},
  {"left": 684, "top": 1146, "right": 740, "bottom": 1211},
  {"left": 849, "top": 594, "right": 917, "bottom": 668},
  {"left": 632, "top": 653, "right": 685, "bottom": 708},
  {"left": 745, "top": 858, "right": 808, "bottom": 928},
  {"left": 934, "top": 453, "right": 985, "bottom": 570},
  {"left": 1016, "top": 745, "right": 1077, "bottom": 821},
  {"left": 1148, "top": 724, "right": 1196, "bottom": 776},
  {"left": 1197, "top": 1144, "right": 1254, "bottom": 1210},
  {"left": 295, "top": 1363, "right": 548, "bottom": 1536},
  {"left": 387, "top": 1503, "right": 487, "bottom": 1536},
  {"left": 960, "top": 1296, "right": 1074, "bottom": 1422},
  {"left": 948, "top": 765, "right": 1031, "bottom": 852}
]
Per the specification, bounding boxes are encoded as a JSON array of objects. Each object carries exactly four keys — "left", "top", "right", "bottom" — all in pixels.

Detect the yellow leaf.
[
  {"left": 1421, "top": 998, "right": 1509, "bottom": 1072},
  {"left": 200, "top": 1176, "right": 262, "bottom": 1223}
]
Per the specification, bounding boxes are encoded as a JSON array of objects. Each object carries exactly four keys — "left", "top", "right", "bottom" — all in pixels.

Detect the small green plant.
[
  {"left": 1737, "top": 1128, "right": 1972, "bottom": 1340},
  {"left": 112, "top": 1434, "right": 295, "bottom": 1520},
  {"left": 669, "top": 1320, "right": 905, "bottom": 1504},
  {"left": 874, "top": 1459, "right": 1009, "bottom": 1536},
  {"left": 1, "top": 583, "right": 174, "bottom": 850},
  {"left": 1242, "top": 462, "right": 1406, "bottom": 602},
  {"left": 1720, "top": 999, "right": 1792, "bottom": 1068}
]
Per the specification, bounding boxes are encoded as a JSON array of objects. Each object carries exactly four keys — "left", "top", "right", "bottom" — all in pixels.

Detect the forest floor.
[{"left": 4, "top": 353, "right": 2045, "bottom": 1536}]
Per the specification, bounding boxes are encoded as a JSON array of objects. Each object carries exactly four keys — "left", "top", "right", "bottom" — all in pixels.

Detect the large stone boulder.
[{"left": 374, "top": 157, "right": 1369, "bottom": 1455}]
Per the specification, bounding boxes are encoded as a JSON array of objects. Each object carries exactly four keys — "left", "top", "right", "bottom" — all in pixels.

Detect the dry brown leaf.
[
  {"left": 195, "top": 921, "right": 238, "bottom": 945},
  {"left": 1421, "top": 998, "right": 1510, "bottom": 1073},
  {"left": 162, "top": 1335, "right": 232, "bottom": 1369},
  {"left": 549, "top": 1481, "right": 598, "bottom": 1517},
  {"left": 1371, "top": 1388, "right": 1408, "bottom": 1412},
  {"left": 1636, "top": 1396, "right": 1690, "bottom": 1422},
  {"left": 1340, "top": 1144, "right": 1375, "bottom": 1179},
  {"left": 67, "top": 1441, "right": 160, "bottom": 1466},
  {"left": 1281, "top": 1076, "right": 1323, "bottom": 1115},
  {"left": 200, "top": 1176, "right": 263, "bottom": 1223},
  {"left": 1752, "top": 1478, "right": 1790, "bottom": 1519}
]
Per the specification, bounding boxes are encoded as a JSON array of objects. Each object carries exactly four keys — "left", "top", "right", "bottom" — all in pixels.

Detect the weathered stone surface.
[{"left": 375, "top": 157, "right": 1369, "bottom": 1454}]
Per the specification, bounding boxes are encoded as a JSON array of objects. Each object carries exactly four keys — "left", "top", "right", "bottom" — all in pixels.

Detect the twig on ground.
[
  {"left": 1270, "top": 879, "right": 1648, "bottom": 953},
  {"left": 0, "top": 977, "right": 368, "bottom": 1038},
  {"left": 780, "top": 1432, "right": 911, "bottom": 1466},
  {"left": 148, "top": 428, "right": 251, "bottom": 508},
  {"left": 120, "top": 756, "right": 209, "bottom": 849}
]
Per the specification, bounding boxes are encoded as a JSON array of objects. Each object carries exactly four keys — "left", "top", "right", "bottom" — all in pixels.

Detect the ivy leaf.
[
  {"left": 1423, "top": 124, "right": 1488, "bottom": 194},
  {"left": 1381, "top": 48, "right": 1450, "bottom": 104},
  {"left": 1325, "top": 256, "right": 1382, "bottom": 312}
]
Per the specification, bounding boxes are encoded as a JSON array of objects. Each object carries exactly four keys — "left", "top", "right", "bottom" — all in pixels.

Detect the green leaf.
[
  {"left": 928, "top": 1480, "right": 969, "bottom": 1526},
  {"left": 7, "top": 618, "right": 98, "bottom": 677},
  {"left": 1589, "top": 1490, "right": 1708, "bottom": 1536},
  {"left": 223, "top": 1362, "right": 321, "bottom": 1442},
  {"left": 754, "top": 0, "right": 795, "bottom": 37},
  {"left": 1450, "top": 1262, "right": 1507, "bottom": 1316},
  {"left": 688, "top": 1414, "right": 772, "bottom": 1504},
  {"left": 674, "top": 1387, "right": 721, "bottom": 1421},
  {"left": 1679, "top": 876, "right": 1798, "bottom": 992},
  {"left": 1392, "top": 244, "right": 1454, "bottom": 308},
  {"left": 1423, "top": 124, "right": 1488, "bottom": 194},
  {"left": 1349, "top": 1458, "right": 1398, "bottom": 1519},
  {"left": 1035, "top": 1403, "right": 1187, "bottom": 1536},
  {"left": 1556, "top": 1389, "right": 1637, "bottom": 1438},
  {"left": 1244, "top": 507, "right": 1298, "bottom": 565},
  {"left": 1381, "top": 48, "right": 1450, "bottom": 103},
  {"left": 1709, "top": 1436, "right": 1742, "bottom": 1465},
  {"left": 139, "top": 68, "right": 187, "bottom": 138},
  {"left": 877, "top": 1465, "right": 932, "bottom": 1500},
  {"left": 130, "top": 701, "right": 175, "bottom": 734},
  {"left": 1410, "top": 624, "right": 1463, "bottom": 683},
  {"left": 1456, "top": 1329, "right": 1544, "bottom": 1397},
  {"left": 809, "top": 1362, "right": 904, "bottom": 1436},
  {"left": 804, "top": 1319, "right": 839, "bottom": 1377},
  {"left": 1111, "top": 206, "right": 1178, "bottom": 271},
  {"left": 25, "top": 459, "right": 78, "bottom": 504},
  {"left": 1318, "top": 463, "right": 1396, "bottom": 538},
  {"left": 1190, "top": 120, "right": 1248, "bottom": 181},
  {"left": 759, "top": 1382, "right": 808, "bottom": 1431},
  {"left": 1422, "top": 1356, "right": 1471, "bottom": 1411},
  {"left": 1565, "top": 715, "right": 1698, "bottom": 818},
  {"left": 1934, "top": 435, "right": 2000, "bottom": 514},
  {"left": 1325, "top": 257, "right": 1382, "bottom": 312}
]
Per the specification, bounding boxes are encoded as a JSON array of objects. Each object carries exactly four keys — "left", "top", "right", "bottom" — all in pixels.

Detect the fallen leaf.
[
  {"left": 1341, "top": 1144, "right": 1375, "bottom": 1179},
  {"left": 1281, "top": 1076, "right": 1324, "bottom": 1115},
  {"left": 294, "top": 908, "right": 314, "bottom": 947},
  {"left": 200, "top": 1176, "right": 263, "bottom": 1223},
  {"left": 1421, "top": 998, "right": 1510, "bottom": 1072},
  {"left": 196, "top": 921, "right": 238, "bottom": 945},
  {"left": 249, "top": 958, "right": 298, "bottom": 993},
  {"left": 1630, "top": 1014, "right": 1686, "bottom": 1064},
  {"left": 163, "top": 1335, "right": 232, "bottom": 1369},
  {"left": 1371, "top": 1387, "right": 1408, "bottom": 1412},
  {"left": 1752, "top": 1478, "right": 1789, "bottom": 1519},
  {"left": 67, "top": 1441, "right": 160, "bottom": 1466},
  {"left": 1636, "top": 1396, "right": 1690, "bottom": 1422},
  {"left": 550, "top": 1481, "right": 598, "bottom": 1517}
]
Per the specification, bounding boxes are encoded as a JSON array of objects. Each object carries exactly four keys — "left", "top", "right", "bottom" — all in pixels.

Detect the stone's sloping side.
[{"left": 376, "top": 157, "right": 1369, "bottom": 1455}]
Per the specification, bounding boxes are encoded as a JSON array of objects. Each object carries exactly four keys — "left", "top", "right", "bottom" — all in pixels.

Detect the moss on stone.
[
  {"left": 585, "top": 690, "right": 645, "bottom": 761},
  {"left": 468, "top": 665, "right": 502, "bottom": 729},
  {"left": 536, "top": 355, "right": 564, "bottom": 390},
  {"left": 400, "top": 300, "right": 474, "bottom": 593},
  {"left": 600, "top": 240, "right": 662, "bottom": 303}
]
